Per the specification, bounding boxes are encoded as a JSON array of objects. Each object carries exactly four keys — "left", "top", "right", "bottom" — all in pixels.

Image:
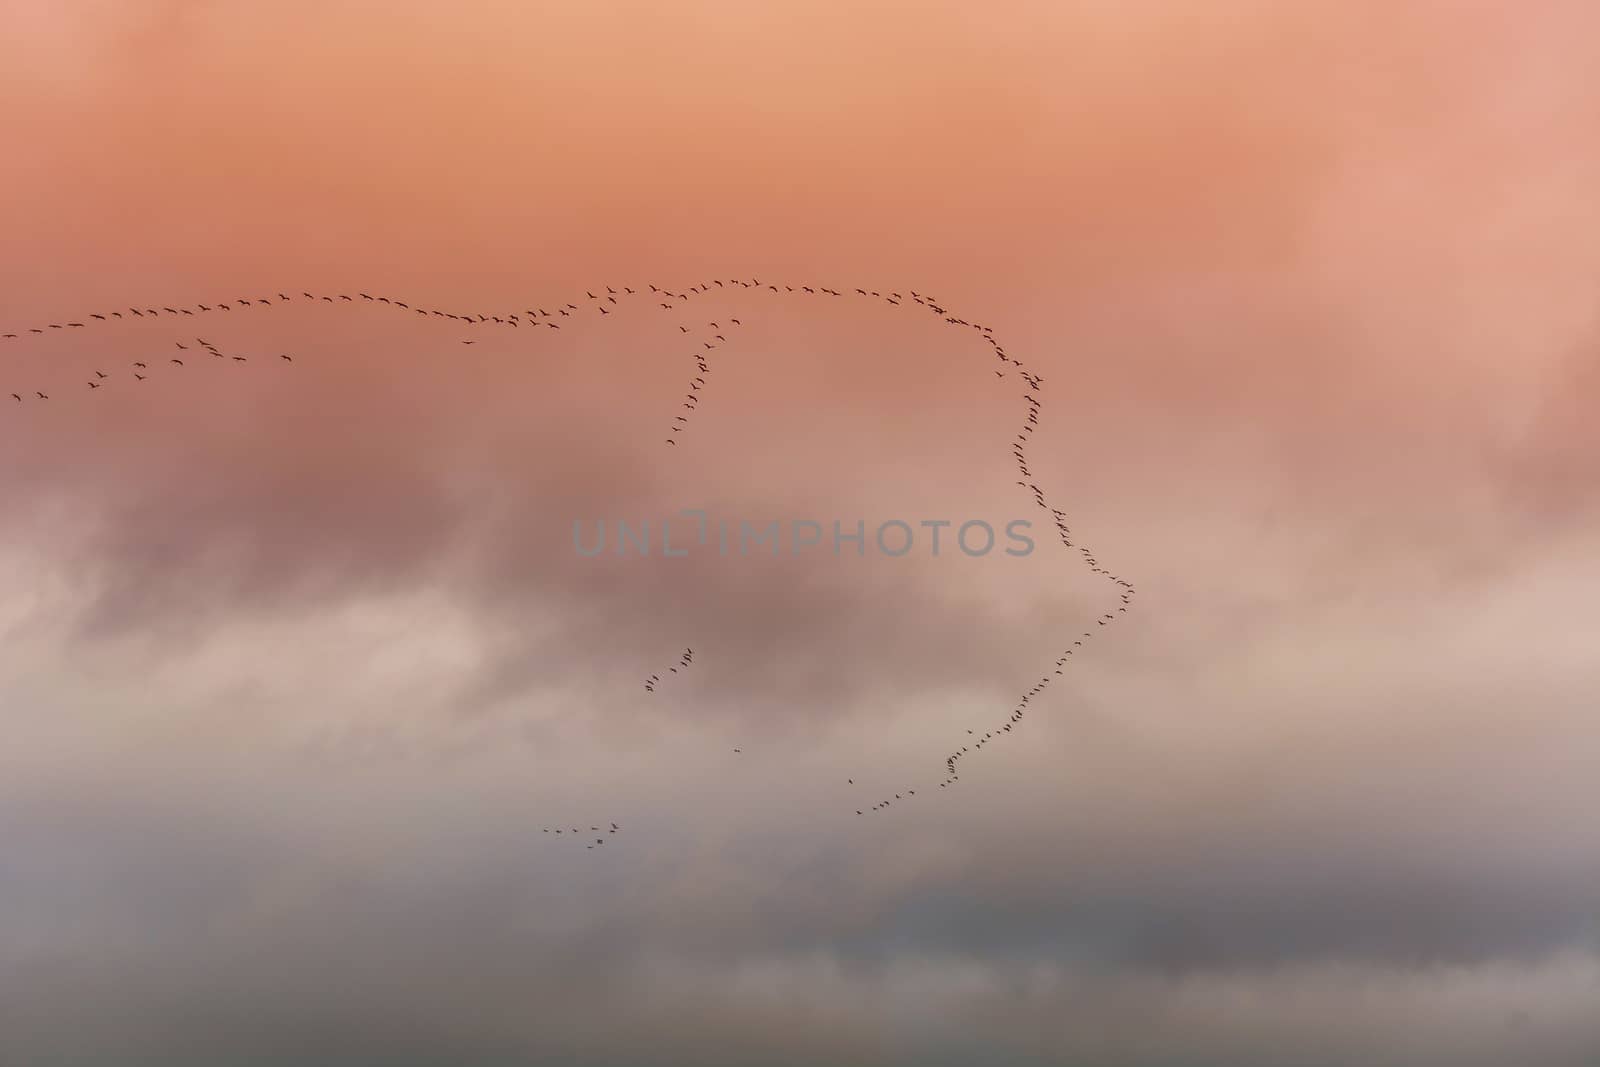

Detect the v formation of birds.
[{"left": 2, "top": 278, "right": 1136, "bottom": 840}]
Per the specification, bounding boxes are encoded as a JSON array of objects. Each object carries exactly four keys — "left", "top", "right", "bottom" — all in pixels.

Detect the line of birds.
[
  {"left": 665, "top": 319, "right": 731, "bottom": 445},
  {"left": 540, "top": 821, "right": 621, "bottom": 848},
  {"left": 0, "top": 290, "right": 585, "bottom": 344},
  {"left": 3, "top": 275, "right": 1136, "bottom": 824},
  {"left": 643, "top": 648, "right": 694, "bottom": 693}
]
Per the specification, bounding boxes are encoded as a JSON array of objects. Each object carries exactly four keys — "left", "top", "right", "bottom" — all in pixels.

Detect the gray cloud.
[{"left": 5, "top": 1, "right": 1600, "bottom": 1062}]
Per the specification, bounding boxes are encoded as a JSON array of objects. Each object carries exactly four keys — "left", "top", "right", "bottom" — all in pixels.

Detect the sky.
[{"left": 2, "top": 2, "right": 1598, "bottom": 1064}]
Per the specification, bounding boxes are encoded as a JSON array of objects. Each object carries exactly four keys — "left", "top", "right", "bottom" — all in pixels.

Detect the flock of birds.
[
  {"left": 2, "top": 275, "right": 1135, "bottom": 835},
  {"left": 643, "top": 648, "right": 694, "bottom": 693},
  {"left": 6, "top": 332, "right": 292, "bottom": 403}
]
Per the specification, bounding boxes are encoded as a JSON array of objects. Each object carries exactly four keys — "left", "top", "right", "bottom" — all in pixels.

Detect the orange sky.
[{"left": 2, "top": 2, "right": 1599, "bottom": 1064}]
